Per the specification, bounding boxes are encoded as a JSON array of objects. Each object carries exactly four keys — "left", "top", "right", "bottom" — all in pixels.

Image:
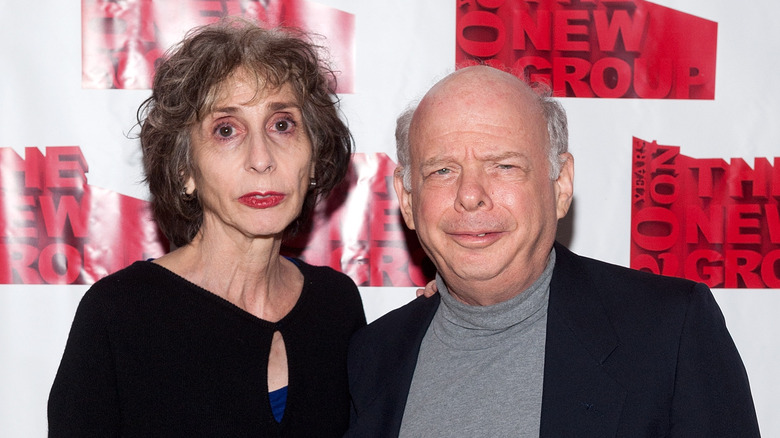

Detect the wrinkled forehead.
[
  {"left": 200, "top": 67, "right": 301, "bottom": 118},
  {"left": 409, "top": 73, "right": 548, "bottom": 158}
]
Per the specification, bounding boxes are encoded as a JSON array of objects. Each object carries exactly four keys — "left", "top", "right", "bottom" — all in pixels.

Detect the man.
[{"left": 345, "top": 65, "right": 760, "bottom": 437}]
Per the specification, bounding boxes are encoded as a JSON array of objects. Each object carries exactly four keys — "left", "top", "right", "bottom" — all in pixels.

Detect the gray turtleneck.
[{"left": 399, "top": 250, "right": 554, "bottom": 438}]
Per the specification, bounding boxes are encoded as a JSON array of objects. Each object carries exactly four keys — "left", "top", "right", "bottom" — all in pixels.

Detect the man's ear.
[
  {"left": 393, "top": 167, "right": 416, "bottom": 230},
  {"left": 554, "top": 152, "right": 574, "bottom": 220}
]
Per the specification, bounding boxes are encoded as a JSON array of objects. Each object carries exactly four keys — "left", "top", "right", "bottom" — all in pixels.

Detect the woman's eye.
[
  {"left": 272, "top": 116, "right": 297, "bottom": 133},
  {"left": 216, "top": 124, "right": 234, "bottom": 138}
]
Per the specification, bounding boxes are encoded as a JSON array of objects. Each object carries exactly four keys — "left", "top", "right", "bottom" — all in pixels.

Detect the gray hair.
[{"left": 395, "top": 83, "right": 569, "bottom": 192}]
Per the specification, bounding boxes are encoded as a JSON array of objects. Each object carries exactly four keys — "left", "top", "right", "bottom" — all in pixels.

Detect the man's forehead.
[
  {"left": 418, "top": 148, "right": 531, "bottom": 166},
  {"left": 409, "top": 111, "right": 547, "bottom": 162}
]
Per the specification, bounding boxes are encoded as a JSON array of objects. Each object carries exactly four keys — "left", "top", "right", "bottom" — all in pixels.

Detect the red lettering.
[
  {"left": 767, "top": 204, "right": 780, "bottom": 243},
  {"left": 726, "top": 204, "right": 761, "bottom": 244},
  {"left": 0, "top": 147, "right": 47, "bottom": 190},
  {"left": 514, "top": 10, "right": 552, "bottom": 51},
  {"left": 674, "top": 57, "right": 711, "bottom": 99},
  {"left": 593, "top": 9, "right": 646, "bottom": 52},
  {"left": 39, "top": 195, "right": 90, "bottom": 238},
  {"left": 590, "top": 57, "right": 631, "bottom": 98},
  {"left": 0, "top": 148, "right": 25, "bottom": 189},
  {"left": 553, "top": 57, "right": 593, "bottom": 97},
  {"left": 688, "top": 159, "right": 727, "bottom": 198},
  {"left": 724, "top": 250, "right": 763, "bottom": 288},
  {"left": 728, "top": 157, "right": 772, "bottom": 199},
  {"left": 1, "top": 195, "right": 38, "bottom": 238},
  {"left": 553, "top": 10, "right": 590, "bottom": 52},
  {"left": 514, "top": 56, "right": 552, "bottom": 86},
  {"left": 39, "top": 244, "right": 82, "bottom": 284},
  {"left": 650, "top": 145, "right": 679, "bottom": 173},
  {"left": 45, "top": 147, "right": 88, "bottom": 189},
  {"left": 685, "top": 205, "right": 724, "bottom": 244},
  {"left": 370, "top": 200, "right": 406, "bottom": 242},
  {"left": 649, "top": 174, "right": 678, "bottom": 205},
  {"left": 369, "top": 246, "right": 409, "bottom": 287},
  {"left": 632, "top": 207, "right": 679, "bottom": 251},
  {"left": 761, "top": 250, "right": 780, "bottom": 288},
  {"left": 633, "top": 57, "right": 672, "bottom": 98},
  {"left": 0, "top": 243, "right": 42, "bottom": 284},
  {"left": 684, "top": 249, "right": 723, "bottom": 288},
  {"left": 457, "top": 11, "right": 506, "bottom": 58}
]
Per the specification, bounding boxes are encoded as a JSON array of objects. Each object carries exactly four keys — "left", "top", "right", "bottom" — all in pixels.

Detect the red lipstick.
[{"left": 239, "top": 192, "right": 285, "bottom": 209}]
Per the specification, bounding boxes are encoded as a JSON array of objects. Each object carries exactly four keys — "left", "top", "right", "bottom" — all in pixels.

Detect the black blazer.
[{"left": 345, "top": 243, "right": 760, "bottom": 437}]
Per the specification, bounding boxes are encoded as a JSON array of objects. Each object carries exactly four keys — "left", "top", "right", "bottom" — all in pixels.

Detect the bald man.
[{"left": 345, "top": 66, "right": 759, "bottom": 438}]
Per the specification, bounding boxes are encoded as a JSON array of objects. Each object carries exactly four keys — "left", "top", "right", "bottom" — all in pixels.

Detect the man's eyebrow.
[
  {"left": 420, "top": 156, "right": 452, "bottom": 169},
  {"left": 487, "top": 151, "right": 528, "bottom": 161},
  {"left": 420, "top": 151, "right": 528, "bottom": 167}
]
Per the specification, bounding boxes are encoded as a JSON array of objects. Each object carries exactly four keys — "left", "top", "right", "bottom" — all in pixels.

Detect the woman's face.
[{"left": 186, "top": 70, "right": 314, "bottom": 242}]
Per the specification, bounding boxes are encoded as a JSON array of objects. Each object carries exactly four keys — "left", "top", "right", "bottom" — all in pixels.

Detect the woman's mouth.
[{"left": 238, "top": 192, "right": 285, "bottom": 209}]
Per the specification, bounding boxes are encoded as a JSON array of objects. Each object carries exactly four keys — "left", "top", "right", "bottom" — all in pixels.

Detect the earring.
[
  {"left": 309, "top": 179, "right": 317, "bottom": 188},
  {"left": 181, "top": 187, "right": 196, "bottom": 201}
]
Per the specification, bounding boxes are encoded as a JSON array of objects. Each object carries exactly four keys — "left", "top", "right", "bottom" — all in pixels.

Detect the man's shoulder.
[
  {"left": 554, "top": 242, "right": 698, "bottom": 295},
  {"left": 551, "top": 243, "right": 708, "bottom": 332}
]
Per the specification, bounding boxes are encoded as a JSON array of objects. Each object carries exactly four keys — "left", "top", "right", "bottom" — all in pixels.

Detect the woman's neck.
[{"left": 154, "top": 230, "right": 303, "bottom": 322}]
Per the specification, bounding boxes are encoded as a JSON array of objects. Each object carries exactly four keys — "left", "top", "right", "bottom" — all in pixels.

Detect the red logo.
[
  {"left": 81, "top": 0, "right": 355, "bottom": 92},
  {"left": 456, "top": 0, "right": 718, "bottom": 99},
  {"left": 630, "top": 138, "right": 780, "bottom": 288},
  {"left": 1, "top": 148, "right": 429, "bottom": 286},
  {"left": 0, "top": 147, "right": 168, "bottom": 284}
]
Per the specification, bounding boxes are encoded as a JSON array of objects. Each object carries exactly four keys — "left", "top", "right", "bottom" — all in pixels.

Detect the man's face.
[{"left": 395, "top": 67, "right": 573, "bottom": 305}]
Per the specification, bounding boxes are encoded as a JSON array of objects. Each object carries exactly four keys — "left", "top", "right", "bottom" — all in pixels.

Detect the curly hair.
[{"left": 137, "top": 18, "right": 353, "bottom": 247}]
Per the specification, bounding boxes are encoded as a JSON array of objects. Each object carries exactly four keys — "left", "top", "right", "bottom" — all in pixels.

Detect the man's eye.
[
  {"left": 435, "top": 168, "right": 450, "bottom": 175},
  {"left": 497, "top": 164, "right": 514, "bottom": 169}
]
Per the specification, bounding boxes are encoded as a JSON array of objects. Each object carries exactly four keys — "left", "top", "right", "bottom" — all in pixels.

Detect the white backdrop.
[{"left": 1, "top": 0, "right": 778, "bottom": 436}]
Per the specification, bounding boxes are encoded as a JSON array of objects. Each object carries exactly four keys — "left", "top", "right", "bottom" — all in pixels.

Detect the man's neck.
[{"left": 442, "top": 249, "right": 556, "bottom": 306}]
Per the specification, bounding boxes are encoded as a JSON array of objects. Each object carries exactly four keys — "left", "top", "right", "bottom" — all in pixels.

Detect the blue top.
[{"left": 268, "top": 386, "right": 288, "bottom": 422}]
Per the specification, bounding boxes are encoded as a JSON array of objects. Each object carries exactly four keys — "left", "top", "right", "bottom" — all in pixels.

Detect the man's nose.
[{"left": 455, "top": 168, "right": 492, "bottom": 212}]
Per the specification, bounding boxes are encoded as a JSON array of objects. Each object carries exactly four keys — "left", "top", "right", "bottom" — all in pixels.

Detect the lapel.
[
  {"left": 539, "top": 243, "right": 626, "bottom": 438},
  {"left": 348, "top": 295, "right": 440, "bottom": 437}
]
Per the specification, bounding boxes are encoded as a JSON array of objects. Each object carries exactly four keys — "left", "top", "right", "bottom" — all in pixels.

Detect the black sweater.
[{"left": 48, "top": 259, "right": 366, "bottom": 437}]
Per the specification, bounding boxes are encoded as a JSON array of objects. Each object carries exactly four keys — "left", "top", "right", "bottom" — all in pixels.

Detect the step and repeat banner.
[{"left": 1, "top": 0, "right": 778, "bottom": 435}]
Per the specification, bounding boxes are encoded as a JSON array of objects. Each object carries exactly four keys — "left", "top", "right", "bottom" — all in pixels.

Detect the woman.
[{"left": 48, "top": 18, "right": 365, "bottom": 437}]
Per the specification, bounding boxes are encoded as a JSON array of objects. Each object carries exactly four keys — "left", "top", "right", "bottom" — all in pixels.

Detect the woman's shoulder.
[
  {"left": 290, "top": 258, "right": 358, "bottom": 289},
  {"left": 71, "top": 261, "right": 164, "bottom": 322},
  {"left": 290, "top": 258, "right": 364, "bottom": 311},
  {"left": 91, "top": 260, "right": 172, "bottom": 291},
  {"left": 82, "top": 260, "right": 182, "bottom": 308}
]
